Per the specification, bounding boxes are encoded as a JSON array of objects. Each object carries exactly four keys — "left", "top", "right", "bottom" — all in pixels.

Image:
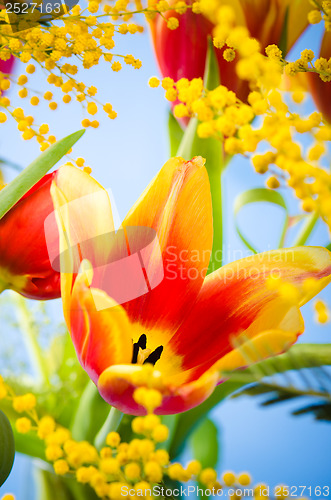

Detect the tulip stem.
[
  {"left": 207, "top": 163, "right": 224, "bottom": 273},
  {"left": 293, "top": 211, "right": 319, "bottom": 246},
  {"left": 12, "top": 293, "right": 51, "bottom": 388},
  {"left": 94, "top": 407, "right": 123, "bottom": 449}
]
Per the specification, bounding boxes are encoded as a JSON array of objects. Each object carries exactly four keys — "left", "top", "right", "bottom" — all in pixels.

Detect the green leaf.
[
  {"left": 228, "top": 343, "right": 331, "bottom": 422},
  {"left": 190, "top": 418, "right": 219, "bottom": 469},
  {"left": 168, "top": 112, "right": 184, "bottom": 157},
  {"left": 35, "top": 466, "right": 99, "bottom": 500},
  {"left": 168, "top": 381, "right": 240, "bottom": 459},
  {"left": 13, "top": 431, "right": 45, "bottom": 461},
  {"left": 278, "top": 6, "right": 289, "bottom": 55},
  {"left": 168, "top": 344, "right": 331, "bottom": 458},
  {"left": 234, "top": 188, "right": 289, "bottom": 253},
  {"left": 0, "top": 129, "right": 85, "bottom": 220},
  {"left": 204, "top": 37, "right": 220, "bottom": 92},
  {"left": 292, "top": 403, "right": 331, "bottom": 421},
  {"left": 70, "top": 380, "right": 110, "bottom": 442},
  {"left": 0, "top": 410, "right": 15, "bottom": 486},
  {"left": 293, "top": 212, "right": 319, "bottom": 246}
]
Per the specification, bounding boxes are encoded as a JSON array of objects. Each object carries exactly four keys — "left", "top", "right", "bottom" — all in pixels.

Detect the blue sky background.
[{"left": 0, "top": 15, "right": 330, "bottom": 499}]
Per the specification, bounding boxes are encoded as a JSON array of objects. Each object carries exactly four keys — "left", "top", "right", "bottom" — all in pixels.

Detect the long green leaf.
[
  {"left": 293, "top": 212, "right": 319, "bottom": 246},
  {"left": 234, "top": 188, "right": 289, "bottom": 253},
  {"left": 13, "top": 431, "right": 45, "bottom": 461},
  {"left": 70, "top": 380, "right": 110, "bottom": 442},
  {"left": 35, "top": 466, "right": 99, "bottom": 500},
  {"left": 168, "top": 381, "right": 240, "bottom": 459},
  {"left": 168, "top": 112, "right": 184, "bottom": 157},
  {"left": 204, "top": 37, "right": 220, "bottom": 92},
  {"left": 190, "top": 418, "right": 219, "bottom": 469},
  {"left": 0, "top": 410, "right": 15, "bottom": 486},
  {"left": 168, "top": 344, "right": 331, "bottom": 458},
  {"left": 0, "top": 129, "right": 85, "bottom": 220}
]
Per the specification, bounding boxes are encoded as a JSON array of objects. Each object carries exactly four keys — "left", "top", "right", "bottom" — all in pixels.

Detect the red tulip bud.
[
  {"left": 307, "top": 31, "right": 331, "bottom": 123},
  {"left": 0, "top": 172, "right": 61, "bottom": 299}
]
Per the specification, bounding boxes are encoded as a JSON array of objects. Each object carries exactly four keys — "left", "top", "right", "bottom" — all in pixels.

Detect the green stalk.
[
  {"left": 12, "top": 294, "right": 51, "bottom": 388},
  {"left": 0, "top": 281, "right": 7, "bottom": 294},
  {"left": 293, "top": 211, "right": 319, "bottom": 246},
  {"left": 206, "top": 160, "right": 223, "bottom": 272},
  {"left": 94, "top": 407, "right": 123, "bottom": 449}
]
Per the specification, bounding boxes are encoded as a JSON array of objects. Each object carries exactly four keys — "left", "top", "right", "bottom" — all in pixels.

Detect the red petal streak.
[
  {"left": 170, "top": 247, "right": 331, "bottom": 380},
  {"left": 121, "top": 157, "right": 212, "bottom": 337}
]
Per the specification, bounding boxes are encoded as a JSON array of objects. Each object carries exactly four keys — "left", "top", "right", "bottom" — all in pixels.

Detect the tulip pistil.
[{"left": 131, "top": 334, "right": 163, "bottom": 366}]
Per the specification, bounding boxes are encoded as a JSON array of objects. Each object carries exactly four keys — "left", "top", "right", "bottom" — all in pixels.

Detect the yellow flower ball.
[
  {"left": 167, "top": 17, "right": 179, "bottom": 30},
  {"left": 149, "top": 77, "right": 160, "bottom": 88},
  {"left": 200, "top": 468, "right": 217, "bottom": 486},
  {"left": 106, "top": 431, "right": 121, "bottom": 447},
  {"left": 238, "top": 472, "right": 251, "bottom": 486},
  {"left": 266, "top": 176, "right": 280, "bottom": 189},
  {"left": 151, "top": 424, "right": 169, "bottom": 442},
  {"left": 308, "top": 9, "right": 322, "bottom": 24},
  {"left": 222, "top": 471, "right": 236, "bottom": 486},
  {"left": 87, "top": 102, "right": 98, "bottom": 115},
  {"left": 30, "top": 96, "right": 39, "bottom": 106},
  {"left": 13, "top": 393, "right": 36, "bottom": 413},
  {"left": 26, "top": 64, "right": 35, "bottom": 74},
  {"left": 53, "top": 459, "right": 69, "bottom": 476},
  {"left": 125, "top": 462, "right": 141, "bottom": 480},
  {"left": 38, "top": 416, "right": 56, "bottom": 439},
  {"left": 16, "top": 417, "right": 32, "bottom": 434},
  {"left": 144, "top": 460, "right": 163, "bottom": 482}
]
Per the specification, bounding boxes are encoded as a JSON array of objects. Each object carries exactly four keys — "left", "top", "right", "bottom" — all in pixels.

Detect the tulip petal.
[
  {"left": 307, "top": 31, "right": 331, "bottom": 124},
  {"left": 170, "top": 247, "right": 331, "bottom": 379},
  {"left": 50, "top": 165, "right": 116, "bottom": 314},
  {"left": 0, "top": 172, "right": 61, "bottom": 299},
  {"left": 69, "top": 268, "right": 133, "bottom": 384},
  {"left": 239, "top": 0, "right": 310, "bottom": 52},
  {"left": 51, "top": 165, "right": 116, "bottom": 271},
  {"left": 150, "top": 8, "right": 213, "bottom": 82},
  {"left": 97, "top": 363, "right": 218, "bottom": 415},
  {"left": 121, "top": 156, "right": 213, "bottom": 335},
  {"left": 286, "top": 0, "right": 311, "bottom": 53},
  {"left": 214, "top": 328, "right": 299, "bottom": 373}
]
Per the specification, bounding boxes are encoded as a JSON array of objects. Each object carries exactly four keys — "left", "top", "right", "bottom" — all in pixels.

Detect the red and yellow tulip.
[
  {"left": 51, "top": 160, "right": 331, "bottom": 415},
  {"left": 307, "top": 31, "right": 331, "bottom": 123},
  {"left": 149, "top": 0, "right": 311, "bottom": 102},
  {"left": 0, "top": 55, "right": 15, "bottom": 79},
  {"left": 0, "top": 172, "right": 61, "bottom": 299}
]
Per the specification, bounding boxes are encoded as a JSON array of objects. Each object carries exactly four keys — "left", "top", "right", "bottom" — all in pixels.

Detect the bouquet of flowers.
[{"left": 0, "top": 1, "right": 331, "bottom": 499}]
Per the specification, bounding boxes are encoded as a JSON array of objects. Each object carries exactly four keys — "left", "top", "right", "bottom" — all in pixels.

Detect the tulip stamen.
[
  {"left": 131, "top": 334, "right": 163, "bottom": 366},
  {"left": 143, "top": 345, "right": 163, "bottom": 365},
  {"left": 132, "top": 334, "right": 147, "bottom": 363}
]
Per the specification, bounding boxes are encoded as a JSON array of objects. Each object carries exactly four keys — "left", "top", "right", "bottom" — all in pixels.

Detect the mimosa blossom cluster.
[
  {"left": 150, "top": 4, "right": 331, "bottom": 233},
  {"left": 1, "top": 0, "right": 330, "bottom": 149},
  {"left": 0, "top": 376, "right": 311, "bottom": 500},
  {"left": 0, "top": 0, "right": 147, "bottom": 147},
  {"left": 0, "top": 0, "right": 213, "bottom": 148},
  {"left": 307, "top": 0, "right": 331, "bottom": 30}
]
